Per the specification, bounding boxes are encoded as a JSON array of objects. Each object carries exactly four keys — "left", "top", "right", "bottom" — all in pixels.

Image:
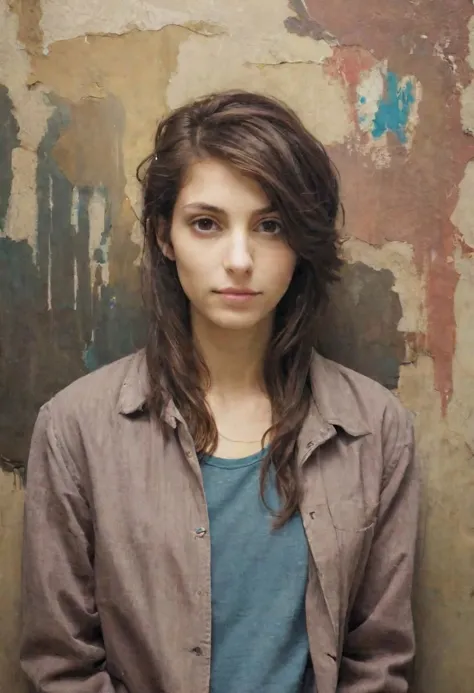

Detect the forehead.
[{"left": 176, "top": 158, "right": 270, "bottom": 211}]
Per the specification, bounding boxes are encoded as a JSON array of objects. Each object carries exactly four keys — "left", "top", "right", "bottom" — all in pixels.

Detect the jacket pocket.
[{"left": 327, "top": 498, "right": 377, "bottom": 533}]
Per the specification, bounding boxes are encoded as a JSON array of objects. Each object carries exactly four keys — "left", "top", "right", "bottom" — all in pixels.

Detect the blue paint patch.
[
  {"left": 372, "top": 72, "right": 415, "bottom": 144},
  {"left": 82, "top": 341, "right": 99, "bottom": 371}
]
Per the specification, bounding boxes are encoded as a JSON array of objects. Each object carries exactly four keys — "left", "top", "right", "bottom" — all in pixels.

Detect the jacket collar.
[
  {"left": 118, "top": 350, "right": 179, "bottom": 427},
  {"left": 308, "top": 351, "right": 371, "bottom": 437},
  {"left": 118, "top": 349, "right": 371, "bottom": 437}
]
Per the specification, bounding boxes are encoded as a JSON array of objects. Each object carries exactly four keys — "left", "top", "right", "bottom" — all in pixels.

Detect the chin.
[{"left": 208, "top": 309, "right": 266, "bottom": 332}]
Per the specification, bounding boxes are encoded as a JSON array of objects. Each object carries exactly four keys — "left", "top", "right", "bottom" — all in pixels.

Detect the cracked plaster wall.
[{"left": 0, "top": 1, "right": 473, "bottom": 691}]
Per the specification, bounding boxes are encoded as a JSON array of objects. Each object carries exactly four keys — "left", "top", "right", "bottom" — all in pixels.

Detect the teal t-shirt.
[{"left": 201, "top": 448, "right": 309, "bottom": 693}]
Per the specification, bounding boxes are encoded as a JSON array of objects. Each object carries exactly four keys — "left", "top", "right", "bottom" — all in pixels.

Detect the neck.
[{"left": 191, "top": 312, "right": 272, "bottom": 397}]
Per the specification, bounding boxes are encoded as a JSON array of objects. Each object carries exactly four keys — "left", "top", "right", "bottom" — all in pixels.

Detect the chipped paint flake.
[
  {"left": 468, "top": 16, "right": 474, "bottom": 71},
  {"left": 89, "top": 187, "right": 109, "bottom": 286},
  {"left": 451, "top": 160, "right": 474, "bottom": 247},
  {"left": 0, "top": 2, "right": 53, "bottom": 150},
  {"left": 461, "top": 81, "right": 474, "bottom": 135},
  {"left": 70, "top": 185, "right": 80, "bottom": 230},
  {"left": 4, "top": 148, "right": 38, "bottom": 248},
  {"left": 40, "top": 0, "right": 332, "bottom": 57}
]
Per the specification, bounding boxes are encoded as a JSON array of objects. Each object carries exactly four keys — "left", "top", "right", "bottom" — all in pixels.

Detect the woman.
[{"left": 21, "top": 90, "right": 419, "bottom": 693}]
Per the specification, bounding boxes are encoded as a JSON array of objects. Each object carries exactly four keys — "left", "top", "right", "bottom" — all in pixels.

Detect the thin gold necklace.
[{"left": 218, "top": 431, "right": 262, "bottom": 444}]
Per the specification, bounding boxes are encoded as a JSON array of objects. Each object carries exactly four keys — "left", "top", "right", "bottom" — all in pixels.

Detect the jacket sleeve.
[
  {"left": 338, "top": 401, "right": 420, "bottom": 693},
  {"left": 21, "top": 403, "right": 122, "bottom": 692}
]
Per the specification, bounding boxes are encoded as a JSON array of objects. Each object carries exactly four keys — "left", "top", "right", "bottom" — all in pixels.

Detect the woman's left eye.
[
  {"left": 192, "top": 217, "right": 218, "bottom": 233},
  {"left": 258, "top": 219, "right": 282, "bottom": 235}
]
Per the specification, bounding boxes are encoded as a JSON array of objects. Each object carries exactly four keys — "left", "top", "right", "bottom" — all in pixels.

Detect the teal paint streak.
[
  {"left": 371, "top": 72, "right": 415, "bottom": 144},
  {"left": 82, "top": 342, "right": 99, "bottom": 371},
  {"left": 81, "top": 283, "right": 145, "bottom": 372}
]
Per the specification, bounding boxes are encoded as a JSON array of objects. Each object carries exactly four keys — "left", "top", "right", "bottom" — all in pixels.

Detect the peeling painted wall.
[{"left": 1, "top": 1, "right": 473, "bottom": 691}]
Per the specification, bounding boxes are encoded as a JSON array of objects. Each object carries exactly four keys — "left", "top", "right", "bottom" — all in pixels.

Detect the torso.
[
  {"left": 201, "top": 447, "right": 309, "bottom": 692},
  {"left": 26, "top": 351, "right": 411, "bottom": 693}
]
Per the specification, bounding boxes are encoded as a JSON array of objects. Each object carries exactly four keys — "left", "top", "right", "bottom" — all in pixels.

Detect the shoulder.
[
  {"left": 41, "top": 351, "right": 146, "bottom": 447},
  {"left": 52, "top": 351, "right": 142, "bottom": 411},
  {"left": 311, "top": 352, "right": 414, "bottom": 459}
]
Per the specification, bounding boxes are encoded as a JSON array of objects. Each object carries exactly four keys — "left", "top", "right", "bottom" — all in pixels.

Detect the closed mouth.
[{"left": 215, "top": 289, "right": 259, "bottom": 296}]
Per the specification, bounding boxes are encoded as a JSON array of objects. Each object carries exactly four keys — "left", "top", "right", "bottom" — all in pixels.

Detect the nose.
[{"left": 223, "top": 230, "right": 253, "bottom": 274}]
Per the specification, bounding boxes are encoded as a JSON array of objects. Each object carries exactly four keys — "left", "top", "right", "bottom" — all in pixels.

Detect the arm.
[
  {"left": 21, "top": 403, "right": 122, "bottom": 692},
  {"left": 338, "top": 402, "right": 420, "bottom": 693}
]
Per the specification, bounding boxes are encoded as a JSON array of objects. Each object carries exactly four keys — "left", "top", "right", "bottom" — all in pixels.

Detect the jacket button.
[
  {"left": 191, "top": 646, "right": 203, "bottom": 656},
  {"left": 195, "top": 527, "right": 207, "bottom": 537}
]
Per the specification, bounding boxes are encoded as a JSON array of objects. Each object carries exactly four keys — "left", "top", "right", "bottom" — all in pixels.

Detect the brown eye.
[
  {"left": 192, "top": 217, "right": 218, "bottom": 233},
  {"left": 258, "top": 219, "right": 282, "bottom": 235}
]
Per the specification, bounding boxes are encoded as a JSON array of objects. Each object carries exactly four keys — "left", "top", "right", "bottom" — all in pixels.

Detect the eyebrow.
[{"left": 181, "top": 202, "right": 276, "bottom": 216}]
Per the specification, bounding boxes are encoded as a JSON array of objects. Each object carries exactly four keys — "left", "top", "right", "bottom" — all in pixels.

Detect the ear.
[{"left": 156, "top": 218, "right": 175, "bottom": 261}]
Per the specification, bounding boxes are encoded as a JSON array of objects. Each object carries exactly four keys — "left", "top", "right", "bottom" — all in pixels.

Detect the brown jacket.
[{"left": 21, "top": 350, "right": 419, "bottom": 693}]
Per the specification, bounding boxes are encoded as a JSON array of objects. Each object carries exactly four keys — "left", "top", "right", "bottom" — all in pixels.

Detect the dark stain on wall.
[
  {"left": 284, "top": 0, "right": 336, "bottom": 44},
  {"left": 0, "top": 235, "right": 41, "bottom": 479},
  {"left": 0, "top": 94, "right": 144, "bottom": 472},
  {"left": 0, "top": 84, "right": 20, "bottom": 231},
  {"left": 317, "top": 262, "right": 405, "bottom": 389}
]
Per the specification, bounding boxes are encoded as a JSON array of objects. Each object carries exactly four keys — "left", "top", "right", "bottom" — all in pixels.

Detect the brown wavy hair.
[{"left": 137, "top": 90, "right": 343, "bottom": 526}]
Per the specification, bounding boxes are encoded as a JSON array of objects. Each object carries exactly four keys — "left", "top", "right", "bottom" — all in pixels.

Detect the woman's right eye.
[{"left": 192, "top": 217, "right": 218, "bottom": 233}]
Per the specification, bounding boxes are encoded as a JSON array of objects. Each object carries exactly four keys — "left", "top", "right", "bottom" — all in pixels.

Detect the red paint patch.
[
  {"left": 326, "top": 46, "right": 376, "bottom": 88},
  {"left": 289, "top": 0, "right": 473, "bottom": 412},
  {"left": 325, "top": 46, "right": 377, "bottom": 133},
  {"left": 425, "top": 228, "right": 458, "bottom": 412},
  {"left": 455, "top": 230, "right": 474, "bottom": 258}
]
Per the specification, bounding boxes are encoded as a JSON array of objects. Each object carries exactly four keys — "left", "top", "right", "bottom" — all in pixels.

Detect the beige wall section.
[
  {"left": 0, "top": 472, "right": 25, "bottom": 693},
  {"left": 0, "top": 0, "right": 473, "bottom": 691}
]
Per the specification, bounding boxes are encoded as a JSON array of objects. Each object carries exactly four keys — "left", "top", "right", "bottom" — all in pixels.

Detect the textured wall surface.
[{"left": 1, "top": 1, "right": 473, "bottom": 691}]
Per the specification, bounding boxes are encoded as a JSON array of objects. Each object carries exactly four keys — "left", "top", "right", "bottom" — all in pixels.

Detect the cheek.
[
  {"left": 265, "top": 248, "right": 297, "bottom": 293},
  {"left": 173, "top": 244, "right": 209, "bottom": 298}
]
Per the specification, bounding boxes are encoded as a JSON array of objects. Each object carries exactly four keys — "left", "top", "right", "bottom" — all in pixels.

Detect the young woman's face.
[{"left": 165, "top": 158, "right": 297, "bottom": 334}]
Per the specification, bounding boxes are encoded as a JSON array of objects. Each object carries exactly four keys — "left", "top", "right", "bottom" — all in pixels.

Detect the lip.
[
  {"left": 214, "top": 288, "right": 260, "bottom": 304},
  {"left": 216, "top": 288, "right": 259, "bottom": 296}
]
